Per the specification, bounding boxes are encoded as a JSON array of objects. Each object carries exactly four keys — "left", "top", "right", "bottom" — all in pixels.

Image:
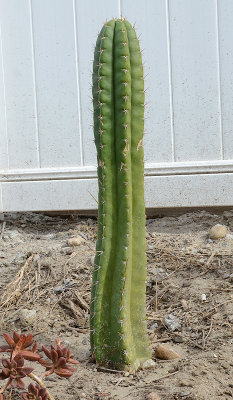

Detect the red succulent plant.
[
  {"left": 0, "top": 354, "right": 33, "bottom": 390},
  {"left": 39, "top": 339, "right": 78, "bottom": 377},
  {"left": 0, "top": 332, "right": 40, "bottom": 361},
  {"left": 0, "top": 332, "right": 78, "bottom": 399},
  {"left": 21, "top": 383, "right": 48, "bottom": 400}
]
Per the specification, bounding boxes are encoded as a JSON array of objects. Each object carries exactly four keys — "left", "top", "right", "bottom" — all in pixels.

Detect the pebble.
[
  {"left": 201, "top": 293, "right": 207, "bottom": 301},
  {"left": 223, "top": 211, "right": 233, "bottom": 219},
  {"left": 181, "top": 299, "right": 188, "bottom": 310},
  {"left": 19, "top": 309, "right": 37, "bottom": 326},
  {"left": 209, "top": 224, "right": 227, "bottom": 240},
  {"left": 44, "top": 233, "right": 55, "bottom": 239},
  {"left": 67, "top": 236, "right": 85, "bottom": 246},
  {"left": 60, "top": 247, "right": 73, "bottom": 255},
  {"left": 90, "top": 255, "right": 95, "bottom": 267},
  {"left": 149, "top": 322, "right": 158, "bottom": 331},
  {"left": 151, "top": 267, "right": 168, "bottom": 281},
  {"left": 56, "top": 232, "right": 64, "bottom": 238},
  {"left": 173, "top": 334, "right": 185, "bottom": 343},
  {"left": 146, "top": 392, "right": 161, "bottom": 400},
  {"left": 164, "top": 314, "right": 181, "bottom": 331},
  {"left": 141, "top": 359, "right": 156, "bottom": 369},
  {"left": 179, "top": 379, "right": 194, "bottom": 387},
  {"left": 53, "top": 280, "right": 77, "bottom": 293},
  {"left": 154, "top": 344, "right": 182, "bottom": 360}
]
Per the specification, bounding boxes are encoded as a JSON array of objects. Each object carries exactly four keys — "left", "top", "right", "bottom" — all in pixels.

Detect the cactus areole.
[{"left": 90, "top": 18, "right": 151, "bottom": 371}]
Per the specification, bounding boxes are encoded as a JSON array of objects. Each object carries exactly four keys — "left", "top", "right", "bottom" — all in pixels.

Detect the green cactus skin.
[{"left": 90, "top": 18, "right": 151, "bottom": 371}]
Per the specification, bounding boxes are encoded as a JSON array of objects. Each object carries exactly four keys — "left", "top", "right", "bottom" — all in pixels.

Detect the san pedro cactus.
[{"left": 90, "top": 18, "right": 151, "bottom": 371}]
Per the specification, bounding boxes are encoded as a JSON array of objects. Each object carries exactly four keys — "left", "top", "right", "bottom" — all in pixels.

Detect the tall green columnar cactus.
[{"left": 90, "top": 18, "right": 151, "bottom": 371}]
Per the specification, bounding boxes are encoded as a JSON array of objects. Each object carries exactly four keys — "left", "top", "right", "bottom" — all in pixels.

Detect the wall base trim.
[
  {"left": 1, "top": 171, "right": 233, "bottom": 212},
  {"left": 1, "top": 160, "right": 233, "bottom": 182}
]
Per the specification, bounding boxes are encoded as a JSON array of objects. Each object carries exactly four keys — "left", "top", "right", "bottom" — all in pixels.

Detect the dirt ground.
[{"left": 0, "top": 210, "right": 232, "bottom": 400}]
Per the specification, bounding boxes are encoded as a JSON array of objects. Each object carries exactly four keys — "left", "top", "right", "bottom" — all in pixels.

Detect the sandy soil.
[{"left": 0, "top": 210, "right": 232, "bottom": 400}]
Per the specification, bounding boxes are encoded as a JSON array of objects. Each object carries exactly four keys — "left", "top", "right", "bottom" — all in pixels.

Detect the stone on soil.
[
  {"left": 164, "top": 314, "right": 181, "bottom": 331},
  {"left": 19, "top": 309, "right": 37, "bottom": 326},
  {"left": 67, "top": 236, "right": 85, "bottom": 246},
  {"left": 154, "top": 344, "right": 182, "bottom": 360},
  {"left": 146, "top": 392, "right": 161, "bottom": 400},
  {"left": 209, "top": 224, "right": 227, "bottom": 240}
]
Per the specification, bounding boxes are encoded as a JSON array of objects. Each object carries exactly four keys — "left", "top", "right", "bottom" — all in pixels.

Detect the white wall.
[{"left": 0, "top": 0, "right": 233, "bottom": 211}]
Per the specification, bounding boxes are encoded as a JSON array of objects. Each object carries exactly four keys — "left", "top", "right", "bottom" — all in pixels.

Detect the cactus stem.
[{"left": 91, "top": 18, "right": 151, "bottom": 371}]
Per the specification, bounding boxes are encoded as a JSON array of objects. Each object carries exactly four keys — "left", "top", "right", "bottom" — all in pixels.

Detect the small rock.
[
  {"left": 90, "top": 255, "right": 95, "bottom": 267},
  {"left": 173, "top": 334, "right": 185, "bottom": 343},
  {"left": 146, "top": 392, "right": 161, "bottom": 400},
  {"left": 44, "top": 233, "right": 55, "bottom": 239},
  {"left": 164, "top": 314, "right": 181, "bottom": 331},
  {"left": 151, "top": 267, "right": 168, "bottom": 281},
  {"left": 201, "top": 293, "right": 207, "bottom": 301},
  {"left": 141, "top": 359, "right": 156, "bottom": 369},
  {"left": 209, "top": 224, "right": 227, "bottom": 240},
  {"left": 154, "top": 344, "right": 182, "bottom": 360},
  {"left": 223, "top": 211, "right": 233, "bottom": 219},
  {"left": 19, "top": 309, "right": 37, "bottom": 326},
  {"left": 181, "top": 299, "right": 188, "bottom": 310},
  {"left": 67, "top": 236, "right": 85, "bottom": 246},
  {"left": 53, "top": 280, "right": 76, "bottom": 293},
  {"left": 60, "top": 247, "right": 73, "bottom": 255},
  {"left": 149, "top": 322, "right": 158, "bottom": 331},
  {"left": 56, "top": 232, "right": 64, "bottom": 238},
  {"left": 179, "top": 379, "right": 194, "bottom": 387}
]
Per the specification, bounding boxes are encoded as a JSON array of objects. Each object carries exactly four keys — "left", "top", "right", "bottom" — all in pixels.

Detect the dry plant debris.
[{"left": 0, "top": 211, "right": 232, "bottom": 400}]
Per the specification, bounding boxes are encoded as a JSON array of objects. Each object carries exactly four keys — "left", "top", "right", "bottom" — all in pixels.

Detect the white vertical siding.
[
  {"left": 217, "top": 0, "right": 233, "bottom": 160},
  {"left": 0, "top": 0, "right": 233, "bottom": 211},
  {"left": 121, "top": 0, "right": 173, "bottom": 163},
  {"left": 0, "top": 0, "right": 39, "bottom": 169},
  {"left": 0, "top": 23, "right": 8, "bottom": 169},
  {"left": 31, "top": 0, "right": 82, "bottom": 168},
  {"left": 169, "top": 0, "right": 222, "bottom": 161}
]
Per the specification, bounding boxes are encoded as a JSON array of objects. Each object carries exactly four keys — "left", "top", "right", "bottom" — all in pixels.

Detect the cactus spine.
[{"left": 90, "top": 18, "right": 151, "bottom": 371}]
